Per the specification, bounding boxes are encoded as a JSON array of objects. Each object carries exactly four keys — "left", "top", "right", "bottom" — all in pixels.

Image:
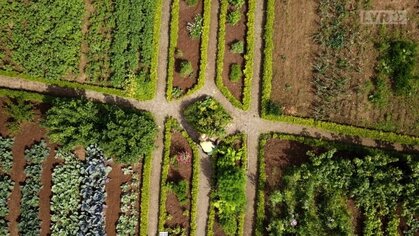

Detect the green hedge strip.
[
  {"left": 149, "top": 0, "right": 163, "bottom": 99},
  {"left": 165, "top": 0, "right": 179, "bottom": 101},
  {"left": 140, "top": 151, "right": 153, "bottom": 236}
]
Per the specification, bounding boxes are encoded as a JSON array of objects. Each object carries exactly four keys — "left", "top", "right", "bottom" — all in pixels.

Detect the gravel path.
[{"left": 0, "top": 0, "right": 417, "bottom": 234}]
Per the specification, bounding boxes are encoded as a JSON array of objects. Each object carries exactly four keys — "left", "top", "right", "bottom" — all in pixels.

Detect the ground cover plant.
[
  {"left": 166, "top": 0, "right": 211, "bottom": 99},
  {"left": 207, "top": 133, "right": 247, "bottom": 236},
  {"left": 215, "top": 0, "right": 255, "bottom": 109},
  {"left": 256, "top": 133, "right": 419, "bottom": 236},
  {"left": 183, "top": 96, "right": 232, "bottom": 137},
  {"left": 0, "top": 0, "right": 162, "bottom": 100},
  {"left": 158, "top": 117, "right": 200, "bottom": 235},
  {"left": 262, "top": 0, "right": 419, "bottom": 137}
]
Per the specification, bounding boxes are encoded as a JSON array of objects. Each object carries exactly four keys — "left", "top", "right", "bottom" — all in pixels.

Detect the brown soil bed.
[
  {"left": 268, "top": 0, "right": 419, "bottom": 135},
  {"left": 164, "top": 131, "right": 193, "bottom": 232},
  {"left": 172, "top": 0, "right": 203, "bottom": 93},
  {"left": 221, "top": 3, "right": 248, "bottom": 101}
]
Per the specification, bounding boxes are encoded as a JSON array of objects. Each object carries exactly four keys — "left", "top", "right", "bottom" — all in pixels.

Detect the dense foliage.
[
  {"left": 19, "top": 140, "right": 49, "bottom": 236},
  {"left": 0, "top": 175, "right": 14, "bottom": 236},
  {"left": 0, "top": 0, "right": 83, "bottom": 80},
  {"left": 266, "top": 148, "right": 419, "bottom": 236},
  {"left": 229, "top": 64, "right": 242, "bottom": 82},
  {"left": 180, "top": 60, "right": 194, "bottom": 78},
  {"left": 1, "top": 96, "right": 34, "bottom": 133},
  {"left": 187, "top": 15, "right": 204, "bottom": 39},
  {"left": 227, "top": 10, "right": 241, "bottom": 25},
  {"left": 116, "top": 166, "right": 140, "bottom": 235},
  {"left": 0, "top": 136, "right": 14, "bottom": 173},
  {"left": 230, "top": 40, "right": 244, "bottom": 54},
  {"left": 79, "top": 145, "right": 110, "bottom": 235},
  {"left": 44, "top": 98, "right": 157, "bottom": 164},
  {"left": 377, "top": 40, "right": 418, "bottom": 95},
  {"left": 183, "top": 97, "right": 232, "bottom": 137},
  {"left": 211, "top": 136, "right": 246, "bottom": 235},
  {"left": 50, "top": 150, "right": 83, "bottom": 235}
]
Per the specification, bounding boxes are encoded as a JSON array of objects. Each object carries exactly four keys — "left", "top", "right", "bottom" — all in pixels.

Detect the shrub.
[
  {"left": 185, "top": 0, "right": 198, "bottom": 6},
  {"left": 227, "top": 10, "right": 241, "bottom": 25},
  {"left": 264, "top": 100, "right": 283, "bottom": 116},
  {"left": 230, "top": 40, "right": 244, "bottom": 54},
  {"left": 172, "top": 87, "right": 184, "bottom": 98},
  {"left": 187, "top": 15, "right": 203, "bottom": 39},
  {"left": 180, "top": 60, "right": 194, "bottom": 78},
  {"left": 183, "top": 96, "right": 232, "bottom": 137},
  {"left": 2, "top": 96, "right": 34, "bottom": 133},
  {"left": 167, "top": 180, "right": 189, "bottom": 206},
  {"left": 228, "top": 0, "right": 245, "bottom": 7},
  {"left": 229, "top": 64, "right": 242, "bottom": 82}
]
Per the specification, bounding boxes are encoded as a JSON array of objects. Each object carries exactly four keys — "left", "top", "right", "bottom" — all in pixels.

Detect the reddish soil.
[
  {"left": 172, "top": 0, "right": 203, "bottom": 93},
  {"left": 164, "top": 132, "right": 193, "bottom": 232},
  {"left": 221, "top": 4, "right": 247, "bottom": 101},
  {"left": 269, "top": 0, "right": 318, "bottom": 117},
  {"left": 213, "top": 221, "right": 226, "bottom": 236}
]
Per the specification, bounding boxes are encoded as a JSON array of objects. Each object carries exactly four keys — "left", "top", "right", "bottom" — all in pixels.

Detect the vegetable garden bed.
[
  {"left": 207, "top": 133, "right": 247, "bottom": 236},
  {"left": 0, "top": 0, "right": 162, "bottom": 100},
  {"left": 215, "top": 0, "right": 255, "bottom": 110},
  {"left": 158, "top": 117, "right": 200, "bottom": 235},
  {"left": 255, "top": 133, "right": 419, "bottom": 236},
  {"left": 0, "top": 93, "right": 156, "bottom": 235},
  {"left": 261, "top": 0, "right": 419, "bottom": 137},
  {"left": 167, "top": 0, "right": 211, "bottom": 99}
]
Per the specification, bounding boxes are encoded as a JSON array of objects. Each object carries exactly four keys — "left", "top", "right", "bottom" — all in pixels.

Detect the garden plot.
[
  {"left": 263, "top": 0, "right": 419, "bottom": 136},
  {"left": 158, "top": 118, "right": 200, "bottom": 235},
  {"left": 255, "top": 133, "right": 419, "bottom": 236},
  {"left": 0, "top": 94, "right": 156, "bottom": 235}
]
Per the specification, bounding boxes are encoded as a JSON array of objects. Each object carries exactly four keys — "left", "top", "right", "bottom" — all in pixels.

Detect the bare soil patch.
[
  {"left": 269, "top": 0, "right": 318, "bottom": 116},
  {"left": 221, "top": 4, "right": 247, "bottom": 101},
  {"left": 173, "top": 0, "right": 203, "bottom": 92}
]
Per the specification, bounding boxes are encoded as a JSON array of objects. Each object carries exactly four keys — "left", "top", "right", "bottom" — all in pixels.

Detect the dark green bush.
[
  {"left": 185, "top": 0, "right": 198, "bottom": 6},
  {"left": 264, "top": 100, "right": 283, "bottom": 116},
  {"left": 227, "top": 10, "right": 241, "bottom": 25},
  {"left": 229, "top": 64, "right": 242, "bottom": 82},
  {"left": 183, "top": 96, "right": 232, "bottom": 137},
  {"left": 230, "top": 40, "right": 244, "bottom": 54},
  {"left": 44, "top": 98, "right": 157, "bottom": 164},
  {"left": 378, "top": 40, "right": 418, "bottom": 95},
  {"left": 2, "top": 96, "right": 34, "bottom": 133},
  {"left": 180, "top": 60, "right": 194, "bottom": 78}
]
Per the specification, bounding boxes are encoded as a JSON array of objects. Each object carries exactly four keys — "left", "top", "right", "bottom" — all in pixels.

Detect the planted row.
[
  {"left": 0, "top": 136, "right": 14, "bottom": 236},
  {"left": 19, "top": 140, "right": 50, "bottom": 235},
  {"left": 0, "top": 136, "right": 14, "bottom": 173},
  {"left": 116, "top": 166, "right": 141, "bottom": 235}
]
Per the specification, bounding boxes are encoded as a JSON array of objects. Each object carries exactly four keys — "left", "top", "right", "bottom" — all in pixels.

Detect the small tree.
[
  {"left": 229, "top": 63, "right": 242, "bottom": 82},
  {"left": 180, "top": 60, "right": 193, "bottom": 78},
  {"left": 230, "top": 40, "right": 244, "bottom": 54},
  {"left": 227, "top": 10, "right": 241, "bottom": 25}
]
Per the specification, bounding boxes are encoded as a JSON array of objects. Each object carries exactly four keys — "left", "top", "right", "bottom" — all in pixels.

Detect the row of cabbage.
[
  {"left": 0, "top": 136, "right": 15, "bottom": 236},
  {"left": 50, "top": 145, "right": 110, "bottom": 235}
]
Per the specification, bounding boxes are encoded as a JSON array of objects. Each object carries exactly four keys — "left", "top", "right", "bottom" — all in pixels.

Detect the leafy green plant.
[
  {"left": 183, "top": 96, "right": 232, "bottom": 137},
  {"left": 230, "top": 40, "right": 244, "bottom": 54},
  {"left": 179, "top": 60, "right": 194, "bottom": 78},
  {"left": 187, "top": 15, "right": 204, "bottom": 39},
  {"left": 185, "top": 0, "right": 198, "bottom": 6},
  {"left": 167, "top": 180, "right": 189, "bottom": 206},
  {"left": 229, "top": 63, "right": 242, "bottom": 82},
  {"left": 228, "top": 0, "right": 245, "bottom": 7},
  {"left": 19, "top": 140, "right": 49, "bottom": 236},
  {"left": 172, "top": 87, "right": 184, "bottom": 98},
  {"left": 227, "top": 10, "right": 241, "bottom": 25},
  {"left": 0, "top": 136, "right": 14, "bottom": 173},
  {"left": 2, "top": 96, "right": 34, "bottom": 133},
  {"left": 50, "top": 150, "right": 82, "bottom": 235},
  {"left": 0, "top": 175, "right": 14, "bottom": 235}
]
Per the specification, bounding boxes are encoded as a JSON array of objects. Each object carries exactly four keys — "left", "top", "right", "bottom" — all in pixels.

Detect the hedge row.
[
  {"left": 149, "top": 0, "right": 163, "bottom": 99},
  {"left": 140, "top": 151, "right": 153, "bottom": 236},
  {"left": 180, "top": 128, "right": 201, "bottom": 236},
  {"left": 259, "top": 0, "right": 418, "bottom": 146},
  {"left": 183, "top": 0, "right": 211, "bottom": 97},
  {"left": 165, "top": 0, "right": 180, "bottom": 101},
  {"left": 157, "top": 117, "right": 200, "bottom": 235},
  {"left": 215, "top": 0, "right": 255, "bottom": 110},
  {"left": 254, "top": 136, "right": 267, "bottom": 236}
]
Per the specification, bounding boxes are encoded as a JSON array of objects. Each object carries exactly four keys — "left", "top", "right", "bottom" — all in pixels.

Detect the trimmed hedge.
[
  {"left": 167, "top": 0, "right": 211, "bottom": 100},
  {"left": 158, "top": 117, "right": 200, "bottom": 235},
  {"left": 140, "top": 151, "right": 153, "bottom": 236},
  {"left": 215, "top": 0, "right": 255, "bottom": 110},
  {"left": 259, "top": 0, "right": 418, "bottom": 146},
  {"left": 149, "top": 0, "right": 163, "bottom": 98}
]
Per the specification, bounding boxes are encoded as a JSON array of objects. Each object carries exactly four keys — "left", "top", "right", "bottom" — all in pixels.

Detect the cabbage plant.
[
  {"left": 0, "top": 175, "right": 14, "bottom": 236},
  {"left": 0, "top": 136, "right": 14, "bottom": 173}
]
